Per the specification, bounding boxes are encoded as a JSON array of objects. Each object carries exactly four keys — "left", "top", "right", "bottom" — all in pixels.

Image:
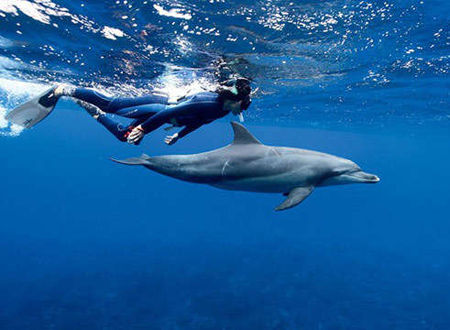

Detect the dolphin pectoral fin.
[
  {"left": 275, "top": 186, "right": 314, "bottom": 211},
  {"left": 111, "top": 154, "right": 151, "bottom": 166}
]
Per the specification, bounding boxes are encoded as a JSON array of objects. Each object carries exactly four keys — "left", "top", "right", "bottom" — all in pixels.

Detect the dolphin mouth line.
[
  {"left": 347, "top": 171, "right": 380, "bottom": 183},
  {"left": 371, "top": 176, "right": 380, "bottom": 183},
  {"left": 365, "top": 176, "right": 380, "bottom": 183}
]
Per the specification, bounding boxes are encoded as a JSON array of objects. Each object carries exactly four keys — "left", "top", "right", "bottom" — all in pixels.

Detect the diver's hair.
[
  {"left": 216, "top": 87, "right": 241, "bottom": 101},
  {"left": 235, "top": 78, "right": 251, "bottom": 97}
]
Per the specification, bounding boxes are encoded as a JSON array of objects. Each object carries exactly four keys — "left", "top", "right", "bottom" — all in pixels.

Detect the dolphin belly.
[{"left": 210, "top": 172, "right": 306, "bottom": 193}]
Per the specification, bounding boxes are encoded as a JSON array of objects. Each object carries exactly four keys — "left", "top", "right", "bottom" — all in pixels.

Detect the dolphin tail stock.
[{"left": 111, "top": 153, "right": 152, "bottom": 166}]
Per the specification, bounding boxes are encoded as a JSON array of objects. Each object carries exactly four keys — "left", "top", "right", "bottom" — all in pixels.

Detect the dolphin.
[{"left": 113, "top": 122, "right": 379, "bottom": 211}]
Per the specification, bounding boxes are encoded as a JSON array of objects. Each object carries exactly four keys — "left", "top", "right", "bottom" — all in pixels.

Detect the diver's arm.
[
  {"left": 139, "top": 107, "right": 174, "bottom": 133},
  {"left": 127, "top": 108, "right": 172, "bottom": 144},
  {"left": 164, "top": 123, "right": 203, "bottom": 145}
]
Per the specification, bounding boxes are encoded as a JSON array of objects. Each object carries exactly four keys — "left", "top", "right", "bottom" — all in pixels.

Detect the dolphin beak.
[{"left": 348, "top": 170, "right": 380, "bottom": 183}]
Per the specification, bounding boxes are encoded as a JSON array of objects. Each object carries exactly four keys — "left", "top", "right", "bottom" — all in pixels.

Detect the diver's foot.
[
  {"left": 76, "top": 100, "right": 105, "bottom": 119},
  {"left": 38, "top": 86, "right": 60, "bottom": 109},
  {"left": 54, "top": 83, "right": 76, "bottom": 97}
]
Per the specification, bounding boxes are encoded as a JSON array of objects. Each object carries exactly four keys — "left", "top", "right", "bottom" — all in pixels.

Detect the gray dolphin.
[{"left": 113, "top": 122, "right": 379, "bottom": 211}]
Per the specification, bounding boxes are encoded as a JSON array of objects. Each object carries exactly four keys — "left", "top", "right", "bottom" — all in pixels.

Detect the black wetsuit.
[{"left": 71, "top": 88, "right": 230, "bottom": 142}]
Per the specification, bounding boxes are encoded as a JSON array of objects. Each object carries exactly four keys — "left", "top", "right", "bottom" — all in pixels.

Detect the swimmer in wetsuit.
[{"left": 50, "top": 78, "right": 252, "bottom": 145}]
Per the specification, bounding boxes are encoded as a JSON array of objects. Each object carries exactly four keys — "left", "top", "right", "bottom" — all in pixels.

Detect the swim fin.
[{"left": 6, "top": 86, "right": 59, "bottom": 128}]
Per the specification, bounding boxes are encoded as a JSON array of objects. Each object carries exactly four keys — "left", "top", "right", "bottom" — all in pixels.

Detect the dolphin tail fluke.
[
  {"left": 111, "top": 153, "right": 151, "bottom": 166},
  {"left": 275, "top": 186, "right": 314, "bottom": 211}
]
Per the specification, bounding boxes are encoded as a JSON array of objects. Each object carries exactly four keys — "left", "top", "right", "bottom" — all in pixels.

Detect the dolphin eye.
[{"left": 331, "top": 169, "right": 347, "bottom": 176}]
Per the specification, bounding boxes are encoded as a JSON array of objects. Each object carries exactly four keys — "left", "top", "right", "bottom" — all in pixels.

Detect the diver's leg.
[
  {"left": 108, "top": 93, "right": 168, "bottom": 112},
  {"left": 55, "top": 85, "right": 168, "bottom": 113},
  {"left": 96, "top": 116, "right": 149, "bottom": 142},
  {"left": 55, "top": 86, "right": 113, "bottom": 111},
  {"left": 96, "top": 116, "right": 129, "bottom": 142},
  {"left": 75, "top": 100, "right": 105, "bottom": 119},
  {"left": 75, "top": 98, "right": 166, "bottom": 143},
  {"left": 75, "top": 99, "right": 139, "bottom": 142},
  {"left": 114, "top": 104, "right": 166, "bottom": 119}
]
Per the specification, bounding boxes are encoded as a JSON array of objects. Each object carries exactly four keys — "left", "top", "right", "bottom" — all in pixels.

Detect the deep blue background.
[
  {"left": 1, "top": 0, "right": 449, "bottom": 328},
  {"left": 0, "top": 102, "right": 449, "bottom": 329}
]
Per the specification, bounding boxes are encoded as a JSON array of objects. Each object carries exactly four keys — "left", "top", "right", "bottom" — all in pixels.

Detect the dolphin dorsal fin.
[{"left": 231, "top": 122, "right": 262, "bottom": 145}]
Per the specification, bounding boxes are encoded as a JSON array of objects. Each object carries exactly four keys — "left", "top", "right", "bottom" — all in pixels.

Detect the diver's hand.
[
  {"left": 127, "top": 126, "right": 145, "bottom": 145},
  {"left": 164, "top": 133, "right": 179, "bottom": 145}
]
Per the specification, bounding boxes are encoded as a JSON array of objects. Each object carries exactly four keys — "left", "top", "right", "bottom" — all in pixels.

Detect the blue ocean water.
[{"left": 0, "top": 0, "right": 449, "bottom": 329}]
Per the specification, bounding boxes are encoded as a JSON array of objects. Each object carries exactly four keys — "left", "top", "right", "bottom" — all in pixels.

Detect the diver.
[{"left": 12, "top": 78, "right": 252, "bottom": 145}]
